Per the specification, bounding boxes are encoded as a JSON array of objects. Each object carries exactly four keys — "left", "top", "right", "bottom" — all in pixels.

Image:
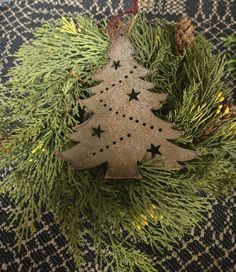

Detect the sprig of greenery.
[{"left": 222, "top": 34, "right": 236, "bottom": 73}]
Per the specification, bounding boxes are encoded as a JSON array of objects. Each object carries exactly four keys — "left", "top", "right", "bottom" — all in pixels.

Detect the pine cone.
[{"left": 175, "top": 16, "right": 194, "bottom": 54}]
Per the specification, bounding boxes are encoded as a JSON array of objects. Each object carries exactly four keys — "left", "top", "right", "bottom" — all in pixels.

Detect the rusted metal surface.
[{"left": 57, "top": 33, "right": 197, "bottom": 179}]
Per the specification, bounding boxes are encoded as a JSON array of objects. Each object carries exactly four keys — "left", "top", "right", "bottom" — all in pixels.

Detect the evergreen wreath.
[{"left": 0, "top": 13, "right": 235, "bottom": 272}]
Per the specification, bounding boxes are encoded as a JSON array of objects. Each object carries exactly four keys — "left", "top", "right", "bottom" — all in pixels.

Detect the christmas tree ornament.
[
  {"left": 0, "top": 12, "right": 235, "bottom": 272},
  {"left": 57, "top": 28, "right": 197, "bottom": 179}
]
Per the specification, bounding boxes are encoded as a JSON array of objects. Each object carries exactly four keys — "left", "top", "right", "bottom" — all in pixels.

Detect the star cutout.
[
  {"left": 147, "top": 144, "right": 161, "bottom": 158},
  {"left": 92, "top": 125, "right": 105, "bottom": 138},
  {"left": 127, "top": 89, "right": 140, "bottom": 101},
  {"left": 111, "top": 60, "right": 121, "bottom": 70}
]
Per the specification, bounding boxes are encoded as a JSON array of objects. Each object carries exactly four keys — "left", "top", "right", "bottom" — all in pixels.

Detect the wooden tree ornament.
[{"left": 57, "top": 29, "right": 197, "bottom": 179}]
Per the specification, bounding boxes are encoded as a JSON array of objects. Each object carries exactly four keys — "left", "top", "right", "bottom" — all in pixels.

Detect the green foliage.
[
  {"left": 222, "top": 34, "right": 236, "bottom": 73},
  {"left": 0, "top": 15, "right": 235, "bottom": 272}
]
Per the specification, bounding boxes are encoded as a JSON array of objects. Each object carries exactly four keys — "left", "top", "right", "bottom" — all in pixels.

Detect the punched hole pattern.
[
  {"left": 92, "top": 134, "right": 132, "bottom": 156},
  {"left": 100, "top": 66, "right": 136, "bottom": 94},
  {"left": 92, "top": 63, "right": 164, "bottom": 157},
  {"left": 97, "top": 99, "right": 162, "bottom": 133}
]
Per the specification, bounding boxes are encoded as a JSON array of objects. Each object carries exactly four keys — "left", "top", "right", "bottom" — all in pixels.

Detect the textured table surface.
[{"left": 0, "top": 1, "right": 236, "bottom": 271}]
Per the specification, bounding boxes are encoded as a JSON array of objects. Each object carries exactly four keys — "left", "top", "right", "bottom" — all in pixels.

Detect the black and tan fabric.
[{"left": 0, "top": 1, "right": 236, "bottom": 271}]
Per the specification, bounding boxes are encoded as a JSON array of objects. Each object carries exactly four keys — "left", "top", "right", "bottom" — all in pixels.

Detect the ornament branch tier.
[{"left": 57, "top": 33, "right": 197, "bottom": 179}]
